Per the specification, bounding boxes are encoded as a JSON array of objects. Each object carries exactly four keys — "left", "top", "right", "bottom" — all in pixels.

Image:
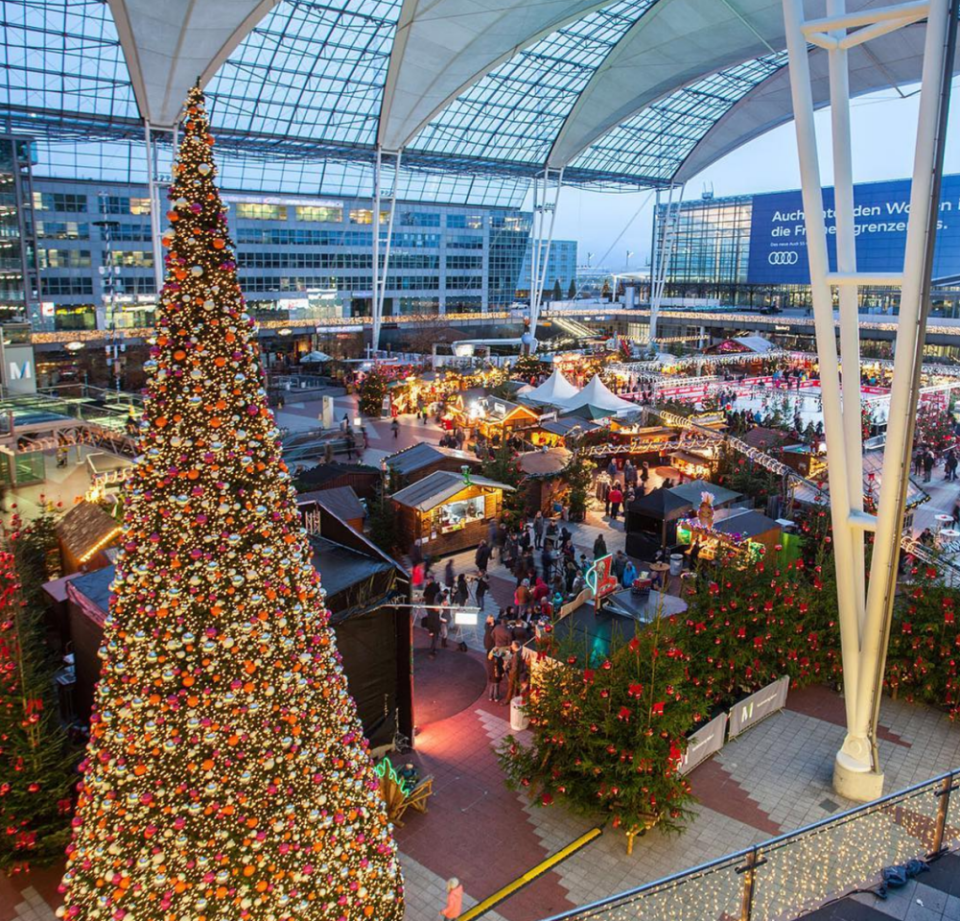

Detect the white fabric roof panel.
[
  {"left": 674, "top": 23, "right": 955, "bottom": 183},
  {"left": 523, "top": 369, "right": 580, "bottom": 405},
  {"left": 548, "top": 0, "right": 806, "bottom": 168},
  {"left": 378, "top": 0, "right": 611, "bottom": 151},
  {"left": 561, "top": 375, "right": 637, "bottom": 413},
  {"left": 107, "top": 0, "right": 278, "bottom": 128}
]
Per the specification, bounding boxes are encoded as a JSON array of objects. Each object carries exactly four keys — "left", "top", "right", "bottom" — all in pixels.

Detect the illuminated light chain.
[
  {"left": 554, "top": 776, "right": 956, "bottom": 921},
  {"left": 57, "top": 86, "right": 403, "bottom": 921}
]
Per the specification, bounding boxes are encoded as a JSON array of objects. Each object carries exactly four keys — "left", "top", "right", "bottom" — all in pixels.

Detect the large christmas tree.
[{"left": 58, "top": 87, "right": 403, "bottom": 921}]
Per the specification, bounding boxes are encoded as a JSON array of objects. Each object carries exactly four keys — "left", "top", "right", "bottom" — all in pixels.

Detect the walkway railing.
[{"left": 541, "top": 768, "right": 959, "bottom": 921}]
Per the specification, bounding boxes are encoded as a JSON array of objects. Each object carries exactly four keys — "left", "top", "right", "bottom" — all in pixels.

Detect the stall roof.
[
  {"left": 560, "top": 404, "right": 616, "bottom": 421},
  {"left": 294, "top": 462, "right": 379, "bottom": 490},
  {"left": 712, "top": 508, "right": 780, "bottom": 539},
  {"left": 391, "top": 470, "right": 514, "bottom": 512},
  {"left": 480, "top": 396, "right": 538, "bottom": 422},
  {"left": 518, "top": 447, "right": 571, "bottom": 478},
  {"left": 540, "top": 418, "right": 600, "bottom": 437},
  {"left": 306, "top": 535, "right": 394, "bottom": 605},
  {"left": 68, "top": 537, "right": 394, "bottom": 623},
  {"left": 298, "top": 486, "right": 365, "bottom": 523},
  {"left": 56, "top": 501, "right": 120, "bottom": 563},
  {"left": 386, "top": 443, "right": 480, "bottom": 476},
  {"left": 627, "top": 487, "right": 690, "bottom": 521},
  {"left": 670, "top": 480, "right": 743, "bottom": 508}
]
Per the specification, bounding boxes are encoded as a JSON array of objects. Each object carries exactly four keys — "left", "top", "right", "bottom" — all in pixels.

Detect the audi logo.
[{"left": 768, "top": 251, "right": 800, "bottom": 265}]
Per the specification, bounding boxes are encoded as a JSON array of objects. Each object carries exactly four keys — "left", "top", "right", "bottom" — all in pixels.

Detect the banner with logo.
[
  {"left": 678, "top": 712, "right": 727, "bottom": 775},
  {"left": 728, "top": 675, "right": 790, "bottom": 738},
  {"left": 746, "top": 174, "right": 960, "bottom": 285}
]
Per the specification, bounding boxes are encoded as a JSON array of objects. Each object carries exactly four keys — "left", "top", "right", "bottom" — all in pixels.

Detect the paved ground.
[{"left": 4, "top": 391, "right": 960, "bottom": 921}]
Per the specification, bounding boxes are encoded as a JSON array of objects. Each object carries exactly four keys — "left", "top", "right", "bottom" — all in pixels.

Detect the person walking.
[
  {"left": 454, "top": 573, "right": 469, "bottom": 607},
  {"left": 391, "top": 417, "right": 400, "bottom": 439},
  {"left": 923, "top": 449, "right": 935, "bottom": 483},
  {"left": 424, "top": 606, "right": 441, "bottom": 659},
  {"left": 440, "top": 878, "right": 464, "bottom": 919},
  {"left": 485, "top": 649, "right": 505, "bottom": 703},
  {"left": 506, "top": 641, "right": 527, "bottom": 702},
  {"left": 593, "top": 533, "right": 607, "bottom": 559},
  {"left": 514, "top": 579, "right": 531, "bottom": 617},
  {"left": 475, "top": 539, "right": 491, "bottom": 573},
  {"left": 475, "top": 572, "right": 490, "bottom": 610},
  {"left": 946, "top": 448, "right": 958, "bottom": 482},
  {"left": 483, "top": 614, "right": 496, "bottom": 651},
  {"left": 532, "top": 511, "right": 546, "bottom": 550},
  {"left": 444, "top": 558, "right": 455, "bottom": 590},
  {"left": 608, "top": 482, "right": 624, "bottom": 520}
]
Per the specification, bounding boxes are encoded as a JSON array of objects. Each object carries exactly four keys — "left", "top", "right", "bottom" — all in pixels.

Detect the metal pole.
[
  {"left": 930, "top": 772, "right": 958, "bottom": 856},
  {"left": 858, "top": 0, "right": 956, "bottom": 768},
  {"left": 371, "top": 148, "right": 382, "bottom": 355},
  {"left": 529, "top": 174, "right": 540, "bottom": 345},
  {"left": 532, "top": 169, "right": 564, "bottom": 348},
  {"left": 827, "top": 0, "right": 868, "bottom": 624},
  {"left": 144, "top": 121, "right": 164, "bottom": 298},
  {"left": 783, "top": 0, "right": 864, "bottom": 772},
  {"left": 378, "top": 149, "right": 402, "bottom": 333}
]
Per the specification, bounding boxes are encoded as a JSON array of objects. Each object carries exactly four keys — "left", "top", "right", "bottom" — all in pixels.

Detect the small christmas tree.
[
  {"left": 358, "top": 365, "right": 388, "bottom": 418},
  {"left": 0, "top": 530, "right": 76, "bottom": 873},
  {"left": 500, "top": 618, "right": 703, "bottom": 851},
  {"left": 58, "top": 87, "right": 403, "bottom": 921}
]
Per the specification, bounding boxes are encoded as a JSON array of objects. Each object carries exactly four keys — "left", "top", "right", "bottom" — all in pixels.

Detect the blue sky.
[{"left": 544, "top": 79, "right": 960, "bottom": 273}]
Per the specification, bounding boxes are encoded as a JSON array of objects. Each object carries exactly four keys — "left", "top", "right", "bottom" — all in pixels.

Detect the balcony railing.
[{"left": 541, "top": 768, "right": 959, "bottom": 921}]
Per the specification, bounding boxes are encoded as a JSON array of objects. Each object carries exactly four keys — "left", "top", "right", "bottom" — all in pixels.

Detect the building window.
[
  {"left": 32, "top": 192, "right": 87, "bottom": 213},
  {"left": 446, "top": 255, "right": 484, "bottom": 270},
  {"left": 38, "top": 249, "right": 91, "bottom": 269},
  {"left": 235, "top": 203, "right": 287, "bottom": 221},
  {"left": 399, "top": 212, "right": 441, "bottom": 227},
  {"left": 99, "top": 196, "right": 151, "bottom": 215},
  {"left": 447, "top": 214, "right": 484, "bottom": 229},
  {"left": 34, "top": 221, "right": 89, "bottom": 240},
  {"left": 42, "top": 277, "right": 94, "bottom": 296},
  {"left": 295, "top": 205, "right": 343, "bottom": 223},
  {"left": 111, "top": 250, "right": 154, "bottom": 268},
  {"left": 349, "top": 209, "right": 389, "bottom": 225}
]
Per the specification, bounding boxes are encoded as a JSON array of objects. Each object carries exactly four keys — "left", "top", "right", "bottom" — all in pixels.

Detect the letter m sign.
[{"left": 9, "top": 360, "right": 31, "bottom": 381}]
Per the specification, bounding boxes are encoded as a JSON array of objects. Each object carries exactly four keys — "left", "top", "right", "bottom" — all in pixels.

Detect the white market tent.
[
  {"left": 561, "top": 375, "right": 636, "bottom": 414},
  {"left": 523, "top": 369, "right": 579, "bottom": 406},
  {"left": 732, "top": 336, "right": 776, "bottom": 353},
  {"left": 301, "top": 351, "right": 333, "bottom": 363}
]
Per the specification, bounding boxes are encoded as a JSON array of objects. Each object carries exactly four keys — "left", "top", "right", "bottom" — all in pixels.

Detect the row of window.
[
  {"left": 231, "top": 203, "right": 485, "bottom": 228},
  {"left": 34, "top": 221, "right": 153, "bottom": 241},
  {"left": 239, "top": 275, "right": 484, "bottom": 293},
  {"left": 236, "top": 252, "right": 482, "bottom": 271},
  {"left": 235, "top": 228, "right": 444, "bottom": 248}
]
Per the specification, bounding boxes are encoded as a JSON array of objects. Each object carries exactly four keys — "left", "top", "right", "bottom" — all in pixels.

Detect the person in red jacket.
[{"left": 608, "top": 482, "right": 624, "bottom": 519}]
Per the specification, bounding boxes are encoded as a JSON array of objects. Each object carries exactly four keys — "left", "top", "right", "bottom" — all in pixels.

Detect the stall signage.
[
  {"left": 679, "top": 712, "right": 727, "bottom": 775},
  {"left": 586, "top": 554, "right": 619, "bottom": 601},
  {"left": 728, "top": 675, "right": 790, "bottom": 738},
  {"left": 539, "top": 411, "right": 558, "bottom": 423}
]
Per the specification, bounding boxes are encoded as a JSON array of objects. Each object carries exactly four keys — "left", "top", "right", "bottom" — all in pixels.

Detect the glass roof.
[{"left": 0, "top": 0, "right": 792, "bottom": 196}]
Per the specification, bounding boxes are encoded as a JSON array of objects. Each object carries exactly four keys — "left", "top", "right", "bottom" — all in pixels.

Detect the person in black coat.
[
  {"left": 483, "top": 615, "right": 496, "bottom": 652},
  {"left": 476, "top": 572, "right": 490, "bottom": 610},
  {"left": 475, "top": 540, "right": 491, "bottom": 573},
  {"left": 423, "top": 606, "right": 441, "bottom": 658}
]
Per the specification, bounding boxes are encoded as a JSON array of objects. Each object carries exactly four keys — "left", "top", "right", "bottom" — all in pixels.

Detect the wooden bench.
[{"left": 378, "top": 769, "right": 434, "bottom": 827}]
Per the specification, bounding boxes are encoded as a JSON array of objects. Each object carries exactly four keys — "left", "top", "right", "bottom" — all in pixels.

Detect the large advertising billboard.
[{"left": 746, "top": 174, "right": 960, "bottom": 285}]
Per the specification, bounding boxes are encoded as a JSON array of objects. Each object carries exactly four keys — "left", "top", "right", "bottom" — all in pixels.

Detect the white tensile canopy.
[
  {"left": 561, "top": 375, "right": 636, "bottom": 414},
  {"left": 524, "top": 369, "right": 579, "bottom": 405}
]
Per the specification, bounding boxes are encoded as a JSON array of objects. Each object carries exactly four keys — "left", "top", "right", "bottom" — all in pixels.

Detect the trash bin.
[
  {"left": 510, "top": 696, "right": 529, "bottom": 732},
  {"left": 669, "top": 553, "right": 684, "bottom": 577}
]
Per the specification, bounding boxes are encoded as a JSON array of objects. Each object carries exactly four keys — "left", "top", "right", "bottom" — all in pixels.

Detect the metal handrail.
[{"left": 540, "top": 766, "right": 959, "bottom": 921}]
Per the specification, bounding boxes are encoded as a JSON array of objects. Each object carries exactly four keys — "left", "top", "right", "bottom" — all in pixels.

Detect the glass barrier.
[{"left": 542, "top": 769, "right": 959, "bottom": 921}]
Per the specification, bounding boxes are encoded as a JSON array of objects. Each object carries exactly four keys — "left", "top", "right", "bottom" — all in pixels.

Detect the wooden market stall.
[
  {"left": 781, "top": 444, "right": 828, "bottom": 479},
  {"left": 56, "top": 500, "right": 120, "bottom": 575},
  {"left": 475, "top": 397, "right": 540, "bottom": 441},
  {"left": 385, "top": 442, "right": 481, "bottom": 488},
  {"left": 518, "top": 447, "right": 572, "bottom": 515},
  {"left": 676, "top": 508, "right": 782, "bottom": 563},
  {"left": 390, "top": 469, "right": 515, "bottom": 556},
  {"left": 529, "top": 416, "right": 601, "bottom": 448}
]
